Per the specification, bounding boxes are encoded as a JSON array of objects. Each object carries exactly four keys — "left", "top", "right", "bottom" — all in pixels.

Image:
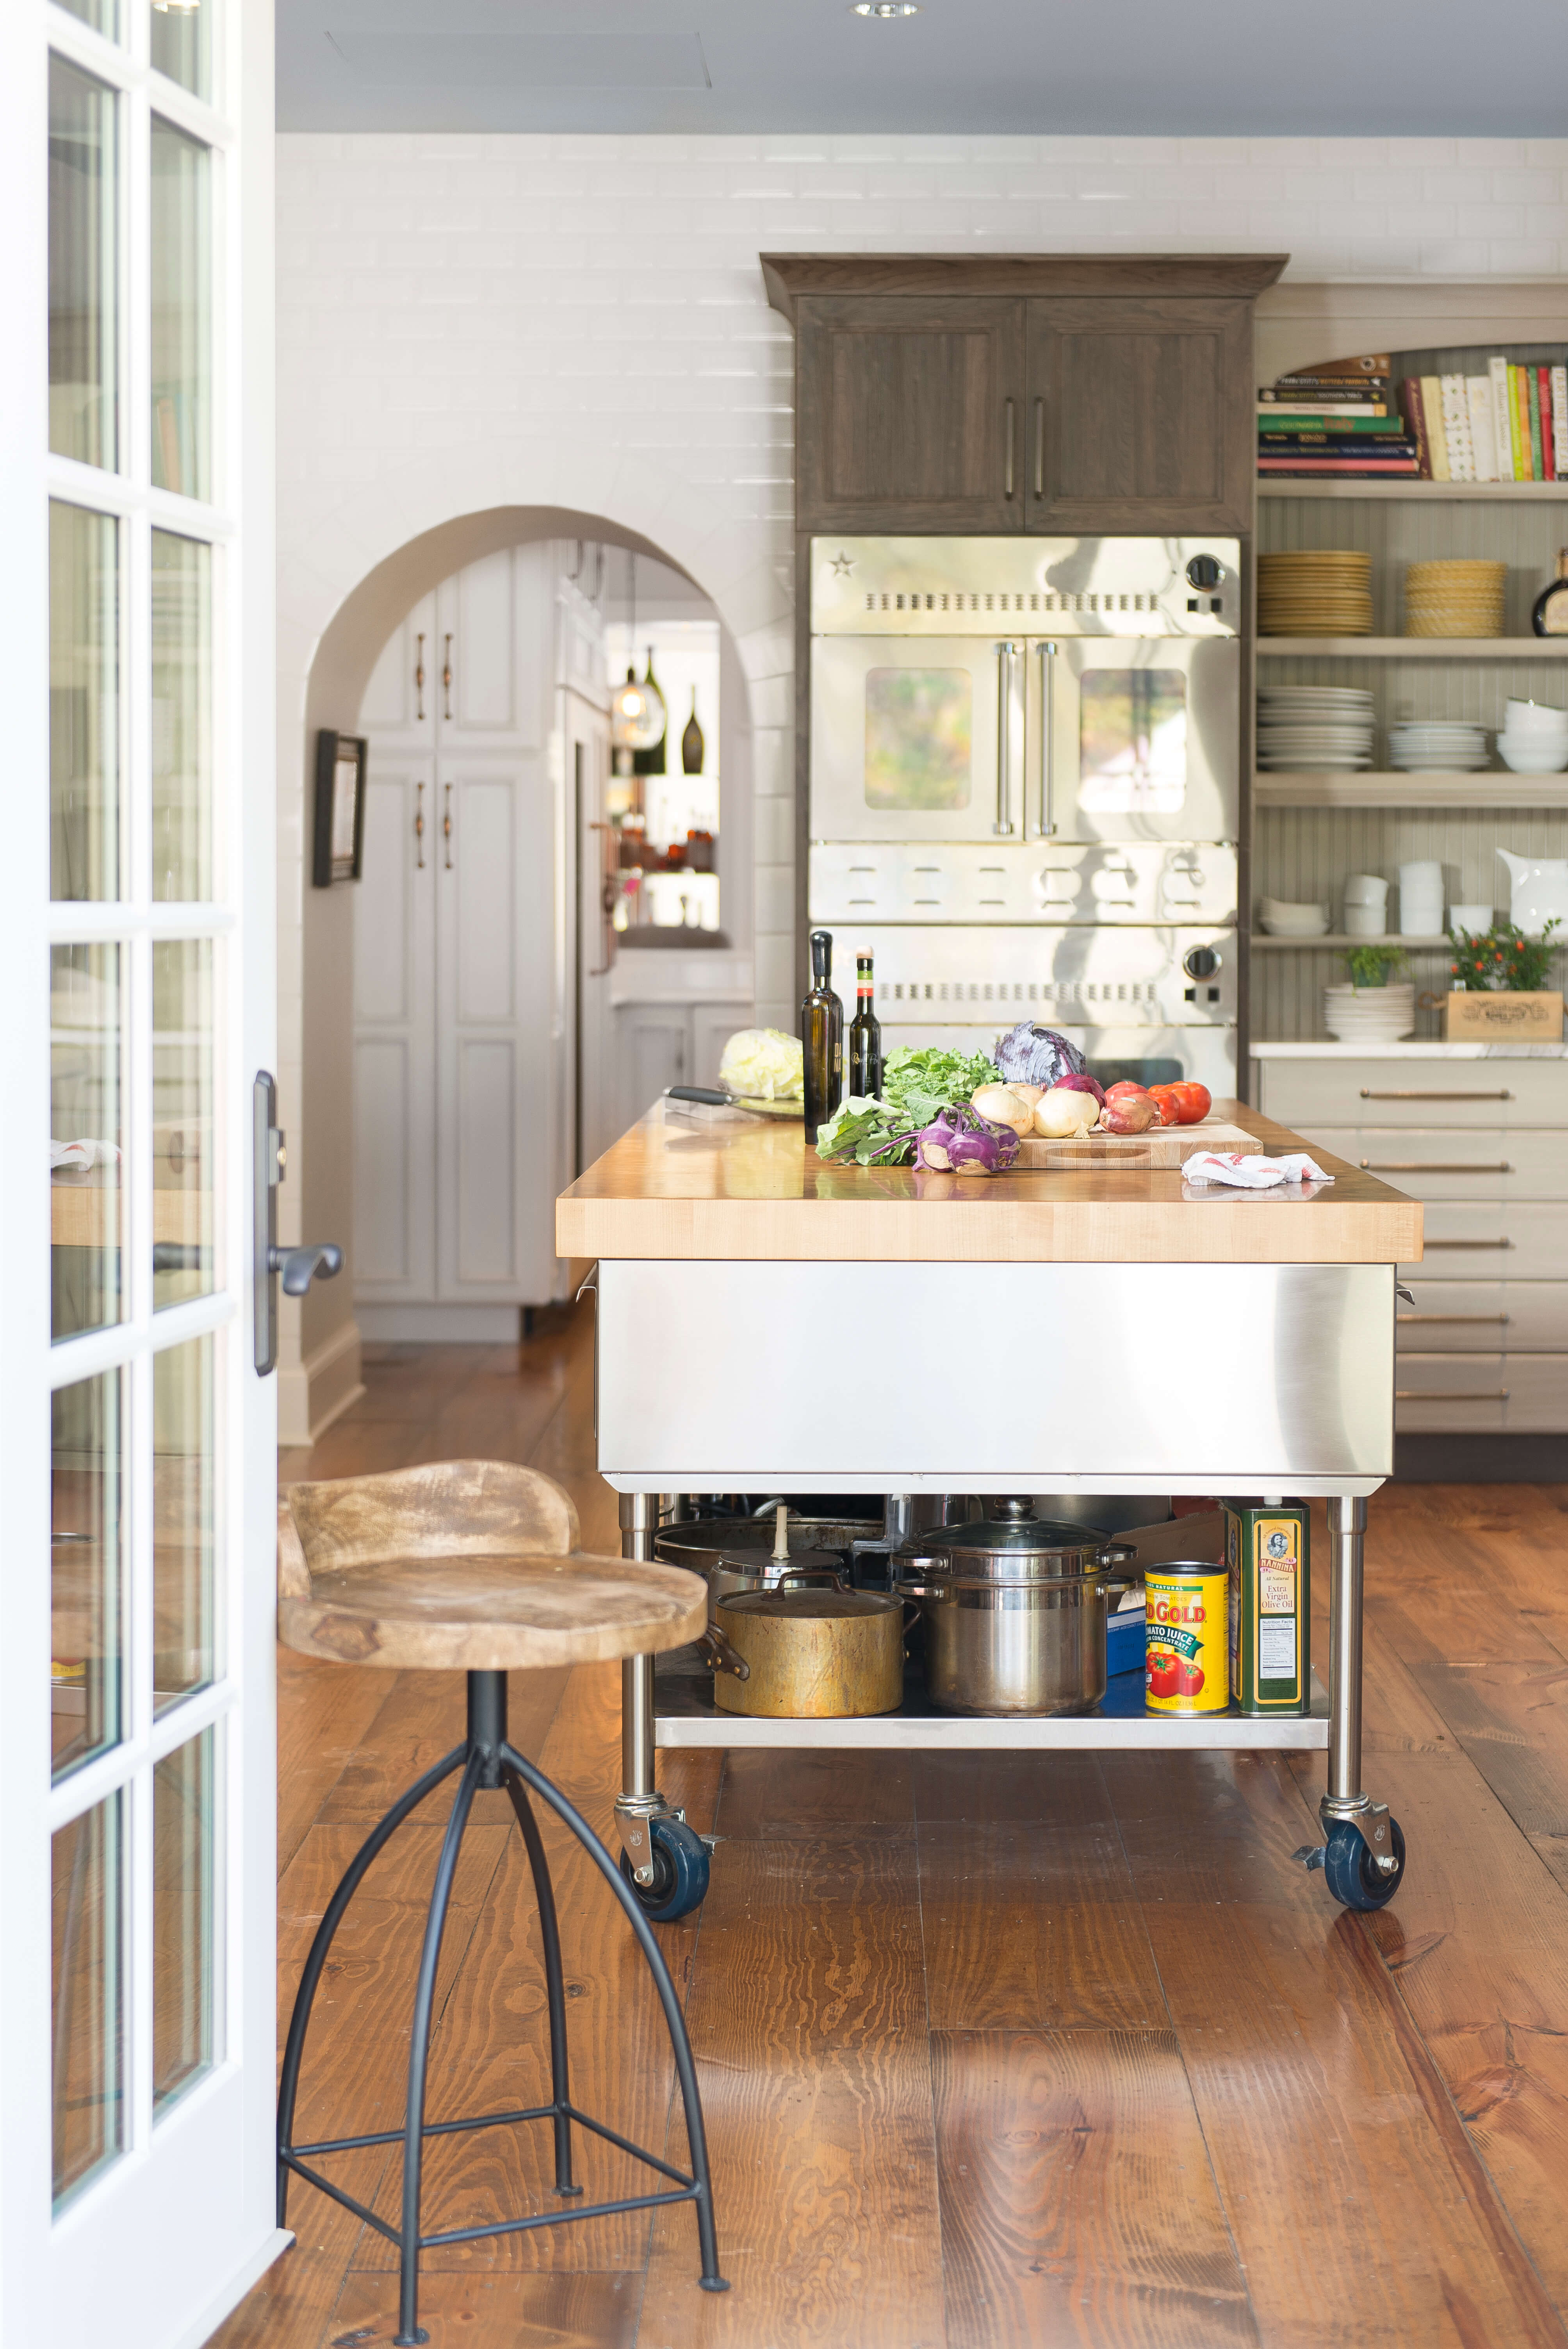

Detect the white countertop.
[{"left": 1251, "top": 1040, "right": 1568, "bottom": 1059}]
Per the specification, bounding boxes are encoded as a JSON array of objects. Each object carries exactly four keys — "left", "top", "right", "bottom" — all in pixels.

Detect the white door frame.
[{"left": 0, "top": 0, "right": 284, "bottom": 2337}]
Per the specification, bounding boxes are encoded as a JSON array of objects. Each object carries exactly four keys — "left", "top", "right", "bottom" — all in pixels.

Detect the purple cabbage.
[
  {"left": 912, "top": 1105, "right": 1021, "bottom": 1176},
  {"left": 994, "top": 1021, "right": 1088, "bottom": 1091}
]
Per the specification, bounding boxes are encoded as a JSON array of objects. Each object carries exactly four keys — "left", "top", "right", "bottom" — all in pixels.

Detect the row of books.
[{"left": 1256, "top": 350, "right": 1568, "bottom": 481}]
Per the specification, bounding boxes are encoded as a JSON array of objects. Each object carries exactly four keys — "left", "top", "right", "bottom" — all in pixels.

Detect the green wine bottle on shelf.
[
  {"left": 801, "top": 929, "right": 843, "bottom": 1137},
  {"left": 1532, "top": 550, "right": 1568, "bottom": 635},
  {"left": 632, "top": 648, "right": 667, "bottom": 775},
  {"left": 681, "top": 690, "right": 705, "bottom": 774},
  {"left": 847, "top": 951, "right": 882, "bottom": 1098}
]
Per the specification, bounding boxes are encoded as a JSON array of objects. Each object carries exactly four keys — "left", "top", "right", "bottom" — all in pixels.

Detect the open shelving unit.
[{"left": 1255, "top": 771, "right": 1568, "bottom": 809}]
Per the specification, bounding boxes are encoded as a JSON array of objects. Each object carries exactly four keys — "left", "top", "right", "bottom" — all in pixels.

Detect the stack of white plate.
[
  {"left": 1256, "top": 686, "right": 1376, "bottom": 771},
  {"left": 1386, "top": 722, "right": 1490, "bottom": 772},
  {"left": 1323, "top": 981, "right": 1416, "bottom": 1043}
]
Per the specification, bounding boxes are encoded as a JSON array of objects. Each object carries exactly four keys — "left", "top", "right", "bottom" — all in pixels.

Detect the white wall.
[{"left": 275, "top": 129, "right": 1568, "bottom": 1414}]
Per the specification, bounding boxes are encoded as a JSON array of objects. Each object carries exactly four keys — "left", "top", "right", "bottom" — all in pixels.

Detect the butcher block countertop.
[{"left": 557, "top": 1099, "right": 1423, "bottom": 1266}]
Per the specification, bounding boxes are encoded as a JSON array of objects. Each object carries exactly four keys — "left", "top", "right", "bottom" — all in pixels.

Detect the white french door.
[{"left": 0, "top": 0, "right": 281, "bottom": 2340}]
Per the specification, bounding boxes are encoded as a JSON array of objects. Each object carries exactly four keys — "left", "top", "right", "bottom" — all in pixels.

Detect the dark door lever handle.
[{"left": 269, "top": 1242, "right": 343, "bottom": 1298}]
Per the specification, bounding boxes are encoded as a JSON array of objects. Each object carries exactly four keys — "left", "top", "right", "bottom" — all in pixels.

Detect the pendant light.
[{"left": 609, "top": 555, "right": 666, "bottom": 754}]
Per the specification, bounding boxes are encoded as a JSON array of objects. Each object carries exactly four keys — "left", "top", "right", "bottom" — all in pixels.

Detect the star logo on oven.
[{"left": 829, "top": 551, "right": 855, "bottom": 576}]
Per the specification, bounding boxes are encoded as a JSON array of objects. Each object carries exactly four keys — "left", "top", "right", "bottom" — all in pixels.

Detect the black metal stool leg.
[
  {"left": 396, "top": 1748, "right": 484, "bottom": 2347},
  {"left": 502, "top": 1767, "right": 580, "bottom": 2199},
  {"left": 277, "top": 1742, "right": 466, "bottom": 2229},
  {"left": 501, "top": 1742, "right": 728, "bottom": 2292}
]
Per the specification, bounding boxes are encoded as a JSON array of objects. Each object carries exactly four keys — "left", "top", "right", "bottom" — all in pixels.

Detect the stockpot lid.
[{"left": 899, "top": 1500, "right": 1135, "bottom": 1588}]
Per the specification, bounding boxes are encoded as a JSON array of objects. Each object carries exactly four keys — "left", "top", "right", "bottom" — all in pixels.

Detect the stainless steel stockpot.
[
  {"left": 895, "top": 1500, "right": 1137, "bottom": 1717},
  {"left": 654, "top": 1510, "right": 878, "bottom": 1621}
]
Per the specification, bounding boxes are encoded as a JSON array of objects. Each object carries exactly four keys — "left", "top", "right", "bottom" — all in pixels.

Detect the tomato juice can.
[{"left": 1144, "top": 1562, "right": 1229, "bottom": 1714}]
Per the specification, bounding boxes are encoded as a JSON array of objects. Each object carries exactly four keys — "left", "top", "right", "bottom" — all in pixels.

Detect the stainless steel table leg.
[
  {"left": 1319, "top": 1492, "right": 1395, "bottom": 1870},
  {"left": 617, "top": 1491, "right": 672, "bottom": 1886}
]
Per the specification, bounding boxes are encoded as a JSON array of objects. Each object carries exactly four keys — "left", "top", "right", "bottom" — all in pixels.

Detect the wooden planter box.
[{"left": 1443, "top": 989, "right": 1564, "bottom": 1042}]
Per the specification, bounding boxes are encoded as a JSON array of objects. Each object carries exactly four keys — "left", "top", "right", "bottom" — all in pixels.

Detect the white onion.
[
  {"left": 969, "top": 1082, "right": 1035, "bottom": 1138},
  {"left": 1034, "top": 1085, "right": 1101, "bottom": 1139}
]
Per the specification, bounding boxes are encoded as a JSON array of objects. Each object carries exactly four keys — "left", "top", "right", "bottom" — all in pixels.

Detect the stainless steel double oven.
[{"left": 808, "top": 535, "right": 1242, "bottom": 1090}]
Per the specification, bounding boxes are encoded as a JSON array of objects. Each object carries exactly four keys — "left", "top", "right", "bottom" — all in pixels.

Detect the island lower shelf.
[{"left": 652, "top": 1654, "right": 1331, "bottom": 1752}]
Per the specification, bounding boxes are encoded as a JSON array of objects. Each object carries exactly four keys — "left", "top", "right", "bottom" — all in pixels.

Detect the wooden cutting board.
[{"left": 1014, "top": 1118, "right": 1259, "bottom": 1170}]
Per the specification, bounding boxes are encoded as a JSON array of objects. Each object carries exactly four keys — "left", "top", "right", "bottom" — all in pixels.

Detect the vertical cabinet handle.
[
  {"left": 414, "top": 633, "right": 426, "bottom": 721},
  {"left": 414, "top": 781, "right": 426, "bottom": 869},
  {"left": 1003, "top": 399, "right": 1016, "bottom": 500},
  {"left": 1032, "top": 640, "right": 1057, "bottom": 838},
  {"left": 442, "top": 634, "right": 453, "bottom": 720},
  {"left": 993, "top": 641, "right": 1018, "bottom": 836},
  {"left": 443, "top": 782, "right": 453, "bottom": 869},
  {"left": 1033, "top": 397, "right": 1045, "bottom": 498}
]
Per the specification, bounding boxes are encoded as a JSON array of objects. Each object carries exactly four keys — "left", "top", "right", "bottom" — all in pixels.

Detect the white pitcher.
[{"left": 1496, "top": 848, "right": 1568, "bottom": 936}]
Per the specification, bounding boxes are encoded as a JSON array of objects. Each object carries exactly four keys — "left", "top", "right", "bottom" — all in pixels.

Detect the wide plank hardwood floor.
[{"left": 217, "top": 1307, "right": 1568, "bottom": 2349}]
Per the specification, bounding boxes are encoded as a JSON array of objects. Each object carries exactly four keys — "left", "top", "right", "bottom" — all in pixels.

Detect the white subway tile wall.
[{"left": 277, "top": 131, "right": 1568, "bottom": 1050}]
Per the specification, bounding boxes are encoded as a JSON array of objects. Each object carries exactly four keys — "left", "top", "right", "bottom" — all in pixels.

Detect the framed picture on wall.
[{"left": 313, "top": 729, "right": 367, "bottom": 886}]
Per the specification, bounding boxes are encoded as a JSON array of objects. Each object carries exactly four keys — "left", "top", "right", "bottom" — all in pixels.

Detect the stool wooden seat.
[
  {"left": 277, "top": 1458, "right": 706, "bottom": 1671},
  {"left": 274, "top": 1460, "right": 726, "bottom": 2344}
]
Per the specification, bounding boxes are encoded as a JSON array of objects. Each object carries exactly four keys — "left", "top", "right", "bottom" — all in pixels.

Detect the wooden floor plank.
[
  {"left": 323, "top": 2269, "right": 642, "bottom": 2349},
  {"left": 1106, "top": 1750, "right": 1568, "bottom": 2349},
  {"left": 933, "top": 2029, "right": 1258, "bottom": 2349},
  {"left": 635, "top": 1833, "right": 947, "bottom": 2349},
  {"left": 277, "top": 1648, "right": 404, "bottom": 1876}
]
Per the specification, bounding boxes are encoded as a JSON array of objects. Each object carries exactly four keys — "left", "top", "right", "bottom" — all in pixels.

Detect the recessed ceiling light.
[{"left": 851, "top": 3, "right": 921, "bottom": 16}]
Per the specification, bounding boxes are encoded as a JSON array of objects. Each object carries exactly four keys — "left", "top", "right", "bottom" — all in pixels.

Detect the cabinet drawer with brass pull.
[
  {"left": 1393, "top": 1278, "right": 1568, "bottom": 1352},
  {"left": 1257, "top": 1056, "right": 1566, "bottom": 1129},
  {"left": 1399, "top": 1204, "right": 1568, "bottom": 1281},
  {"left": 1394, "top": 1352, "right": 1568, "bottom": 1431},
  {"left": 1297, "top": 1127, "right": 1567, "bottom": 1201}
]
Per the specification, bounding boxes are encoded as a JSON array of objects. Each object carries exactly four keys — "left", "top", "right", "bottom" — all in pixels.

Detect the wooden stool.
[{"left": 274, "top": 1460, "right": 726, "bottom": 2343}]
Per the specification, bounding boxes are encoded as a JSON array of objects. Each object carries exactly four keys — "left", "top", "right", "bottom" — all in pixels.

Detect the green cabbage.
[{"left": 718, "top": 1027, "right": 804, "bottom": 1101}]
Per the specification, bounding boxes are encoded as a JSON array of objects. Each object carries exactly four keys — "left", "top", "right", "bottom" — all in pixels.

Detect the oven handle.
[
  {"left": 994, "top": 640, "right": 1019, "bottom": 836},
  {"left": 1030, "top": 640, "right": 1057, "bottom": 839}
]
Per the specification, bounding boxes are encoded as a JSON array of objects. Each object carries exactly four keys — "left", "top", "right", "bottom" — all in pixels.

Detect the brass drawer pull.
[
  {"left": 1398, "top": 1311, "right": 1509, "bottom": 1323},
  {"left": 1360, "top": 1088, "right": 1511, "bottom": 1101},
  {"left": 1361, "top": 1160, "right": 1511, "bottom": 1174},
  {"left": 1397, "top": 1388, "right": 1509, "bottom": 1402},
  {"left": 1424, "top": 1237, "right": 1511, "bottom": 1249},
  {"left": 1003, "top": 398, "right": 1016, "bottom": 499}
]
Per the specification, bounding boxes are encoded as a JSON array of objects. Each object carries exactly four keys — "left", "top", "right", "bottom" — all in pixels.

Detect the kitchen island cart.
[{"left": 557, "top": 1101, "right": 1422, "bottom": 1921}]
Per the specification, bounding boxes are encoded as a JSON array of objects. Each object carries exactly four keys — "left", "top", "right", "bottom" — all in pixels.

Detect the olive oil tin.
[
  {"left": 1224, "top": 1501, "right": 1310, "bottom": 1716},
  {"left": 1144, "top": 1563, "right": 1229, "bottom": 1714}
]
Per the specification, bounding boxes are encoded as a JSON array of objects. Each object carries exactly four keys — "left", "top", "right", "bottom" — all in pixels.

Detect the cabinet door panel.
[
  {"left": 453, "top": 777, "right": 516, "bottom": 1024},
  {"left": 796, "top": 296, "right": 1025, "bottom": 533},
  {"left": 352, "top": 757, "right": 437, "bottom": 1300},
  {"left": 1027, "top": 298, "right": 1252, "bottom": 532},
  {"left": 454, "top": 1037, "right": 518, "bottom": 1285},
  {"left": 615, "top": 1009, "right": 689, "bottom": 1135}
]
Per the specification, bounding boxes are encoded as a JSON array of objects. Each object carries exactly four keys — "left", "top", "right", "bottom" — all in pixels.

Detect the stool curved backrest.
[{"left": 278, "top": 1458, "right": 579, "bottom": 1599}]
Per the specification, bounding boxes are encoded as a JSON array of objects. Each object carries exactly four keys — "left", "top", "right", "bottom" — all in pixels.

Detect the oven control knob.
[
  {"left": 1182, "top": 944, "right": 1221, "bottom": 980},
  {"left": 1185, "top": 555, "right": 1223, "bottom": 590}
]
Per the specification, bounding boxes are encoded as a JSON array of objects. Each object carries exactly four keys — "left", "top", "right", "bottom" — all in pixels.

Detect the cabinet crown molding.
[{"left": 761, "top": 252, "right": 1289, "bottom": 322}]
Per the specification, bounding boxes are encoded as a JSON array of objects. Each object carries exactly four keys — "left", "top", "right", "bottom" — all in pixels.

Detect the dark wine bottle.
[
  {"left": 632, "top": 648, "right": 667, "bottom": 776},
  {"left": 847, "top": 951, "right": 882, "bottom": 1098},
  {"left": 800, "top": 929, "right": 843, "bottom": 1136},
  {"left": 1532, "top": 549, "right": 1568, "bottom": 635},
  {"left": 681, "top": 690, "right": 704, "bottom": 774}
]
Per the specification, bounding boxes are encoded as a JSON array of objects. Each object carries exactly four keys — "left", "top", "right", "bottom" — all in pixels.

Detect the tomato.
[
  {"left": 1170, "top": 1082, "right": 1212, "bottom": 1126},
  {"left": 1146, "top": 1649, "right": 1179, "bottom": 1700},
  {"left": 1104, "top": 1080, "right": 1149, "bottom": 1102},
  {"left": 1147, "top": 1085, "right": 1182, "bottom": 1127},
  {"left": 1178, "top": 1661, "right": 1205, "bottom": 1697}
]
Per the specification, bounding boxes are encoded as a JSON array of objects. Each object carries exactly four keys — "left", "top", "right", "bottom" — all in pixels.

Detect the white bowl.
[
  {"left": 1450, "top": 904, "right": 1493, "bottom": 933},
  {"left": 1261, "top": 911, "right": 1331, "bottom": 937},
  {"left": 1499, "top": 741, "right": 1568, "bottom": 774},
  {"left": 1343, "top": 906, "right": 1387, "bottom": 937},
  {"left": 1341, "top": 874, "right": 1390, "bottom": 905},
  {"left": 1504, "top": 697, "right": 1568, "bottom": 727}
]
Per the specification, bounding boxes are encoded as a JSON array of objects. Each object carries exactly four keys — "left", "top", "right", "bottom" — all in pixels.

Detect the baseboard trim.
[
  {"left": 358, "top": 1303, "right": 527, "bottom": 1342},
  {"left": 1395, "top": 1432, "right": 1568, "bottom": 1483},
  {"left": 166, "top": 2227, "right": 293, "bottom": 2349}
]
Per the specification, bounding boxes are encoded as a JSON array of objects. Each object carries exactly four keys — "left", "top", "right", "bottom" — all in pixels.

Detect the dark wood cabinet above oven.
[{"left": 764, "top": 255, "right": 1286, "bottom": 537}]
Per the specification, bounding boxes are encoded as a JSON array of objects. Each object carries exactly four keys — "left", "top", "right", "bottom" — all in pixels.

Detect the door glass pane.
[
  {"left": 52, "top": 1371, "right": 123, "bottom": 1782},
  {"left": 49, "top": 57, "right": 118, "bottom": 470},
  {"left": 864, "top": 667, "right": 972, "bottom": 809},
  {"left": 151, "top": 0, "right": 211, "bottom": 103},
  {"left": 153, "top": 1333, "right": 215, "bottom": 1712},
  {"left": 151, "top": 531, "right": 213, "bottom": 898},
  {"left": 52, "top": 1793, "right": 124, "bottom": 2208},
  {"left": 150, "top": 121, "right": 210, "bottom": 501},
  {"left": 1078, "top": 670, "right": 1188, "bottom": 814},
  {"left": 51, "top": 501, "right": 120, "bottom": 902},
  {"left": 153, "top": 940, "right": 214, "bottom": 1306},
  {"left": 51, "top": 943, "right": 123, "bottom": 1343},
  {"left": 54, "top": 0, "right": 120, "bottom": 37},
  {"left": 153, "top": 1730, "right": 215, "bottom": 2112}
]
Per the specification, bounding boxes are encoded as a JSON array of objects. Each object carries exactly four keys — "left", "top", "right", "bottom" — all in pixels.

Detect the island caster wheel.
[
  {"left": 620, "top": 1816, "right": 710, "bottom": 1922},
  {"left": 1324, "top": 1816, "right": 1406, "bottom": 1911}
]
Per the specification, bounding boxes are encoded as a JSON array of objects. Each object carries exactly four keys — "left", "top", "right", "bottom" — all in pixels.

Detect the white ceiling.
[{"left": 276, "top": 0, "right": 1568, "bottom": 136}]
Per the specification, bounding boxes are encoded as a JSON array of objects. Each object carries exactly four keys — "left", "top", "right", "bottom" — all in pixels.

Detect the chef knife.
[{"left": 666, "top": 1085, "right": 803, "bottom": 1121}]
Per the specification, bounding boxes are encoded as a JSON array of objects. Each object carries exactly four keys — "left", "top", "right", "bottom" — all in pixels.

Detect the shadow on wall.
[{"left": 293, "top": 504, "right": 755, "bottom": 1441}]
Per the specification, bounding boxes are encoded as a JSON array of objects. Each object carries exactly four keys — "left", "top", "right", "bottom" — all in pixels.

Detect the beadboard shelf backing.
[{"left": 1255, "top": 773, "right": 1568, "bottom": 809}]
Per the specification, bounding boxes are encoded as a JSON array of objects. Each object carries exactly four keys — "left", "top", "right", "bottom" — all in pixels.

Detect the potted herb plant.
[
  {"left": 1323, "top": 944, "right": 1414, "bottom": 1044},
  {"left": 1443, "top": 916, "right": 1564, "bottom": 1040}
]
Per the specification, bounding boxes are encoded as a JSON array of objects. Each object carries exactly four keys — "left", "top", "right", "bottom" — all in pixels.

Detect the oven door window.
[
  {"left": 1078, "top": 670, "right": 1187, "bottom": 814},
  {"left": 865, "top": 667, "right": 973, "bottom": 811}
]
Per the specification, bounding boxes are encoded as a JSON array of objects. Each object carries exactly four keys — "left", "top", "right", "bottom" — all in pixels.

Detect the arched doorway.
[{"left": 294, "top": 509, "right": 755, "bottom": 1399}]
